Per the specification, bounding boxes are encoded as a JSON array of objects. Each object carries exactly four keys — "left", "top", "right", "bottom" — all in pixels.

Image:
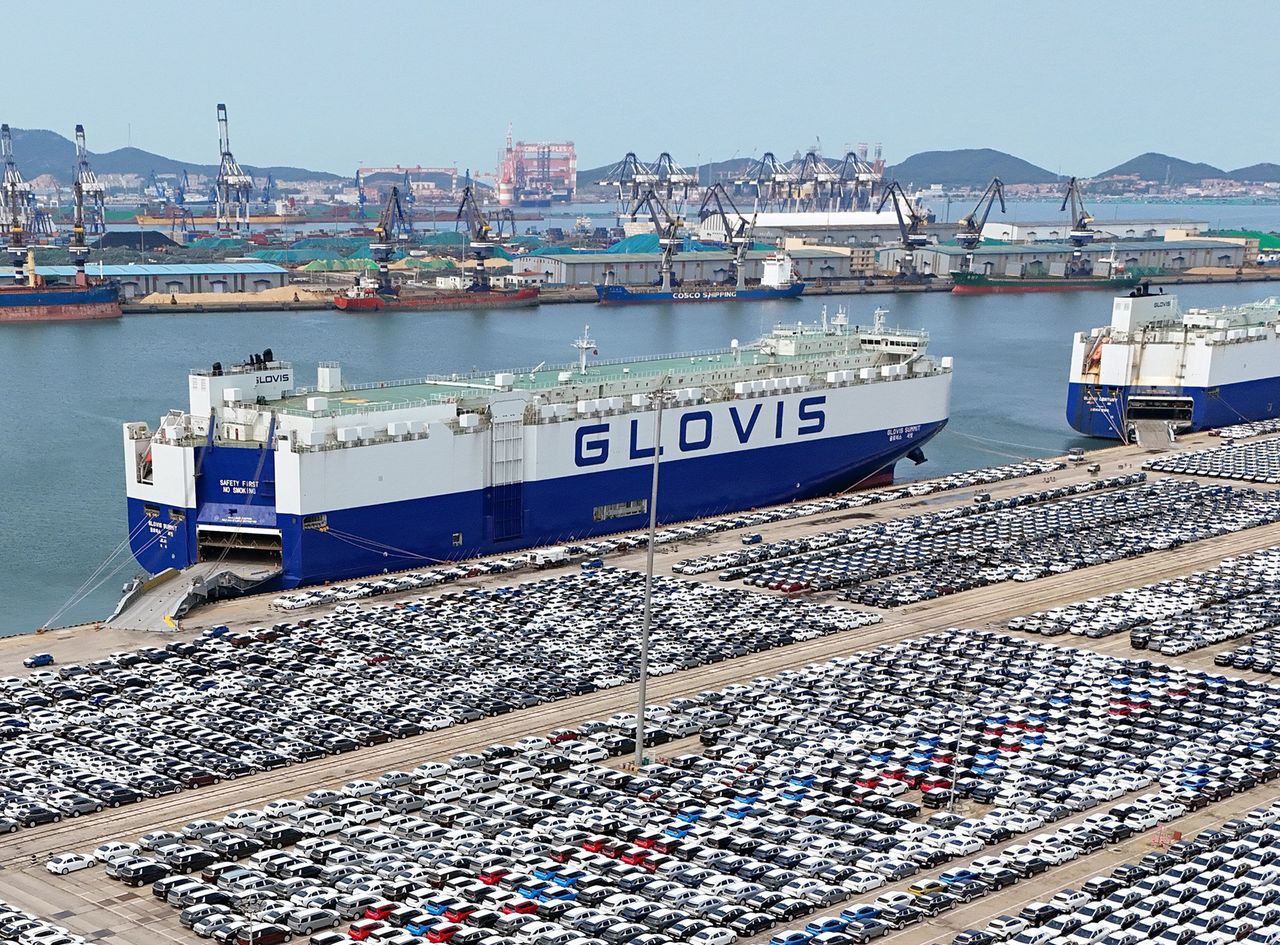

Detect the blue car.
[
  {"left": 22, "top": 653, "right": 54, "bottom": 669},
  {"left": 406, "top": 918, "right": 439, "bottom": 936},
  {"left": 533, "top": 865, "right": 562, "bottom": 881},
  {"left": 804, "top": 917, "right": 848, "bottom": 936},
  {"left": 769, "top": 933, "right": 810, "bottom": 945},
  {"left": 839, "top": 905, "right": 881, "bottom": 923}
]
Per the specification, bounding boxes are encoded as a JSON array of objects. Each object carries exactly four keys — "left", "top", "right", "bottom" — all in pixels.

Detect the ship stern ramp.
[{"left": 106, "top": 557, "right": 280, "bottom": 631}]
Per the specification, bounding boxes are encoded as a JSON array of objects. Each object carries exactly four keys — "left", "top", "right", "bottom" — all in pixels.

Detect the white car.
[
  {"left": 45, "top": 854, "right": 95, "bottom": 875},
  {"left": 843, "top": 871, "right": 885, "bottom": 893},
  {"left": 688, "top": 928, "right": 737, "bottom": 945},
  {"left": 262, "top": 799, "right": 302, "bottom": 818},
  {"left": 91, "top": 842, "right": 140, "bottom": 864}
]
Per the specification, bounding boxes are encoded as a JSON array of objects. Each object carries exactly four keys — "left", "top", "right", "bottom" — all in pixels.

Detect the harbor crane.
[
  {"left": 214, "top": 103, "right": 254, "bottom": 233},
  {"left": 456, "top": 174, "right": 514, "bottom": 292},
  {"left": 629, "top": 188, "right": 684, "bottom": 292},
  {"left": 834, "top": 150, "right": 879, "bottom": 210},
  {"left": 1, "top": 123, "right": 33, "bottom": 281},
  {"left": 793, "top": 150, "right": 840, "bottom": 211},
  {"left": 954, "top": 177, "right": 1006, "bottom": 261},
  {"left": 70, "top": 124, "right": 107, "bottom": 280},
  {"left": 734, "top": 152, "right": 795, "bottom": 211},
  {"left": 650, "top": 153, "right": 696, "bottom": 203},
  {"left": 259, "top": 173, "right": 275, "bottom": 208},
  {"left": 1061, "top": 176, "right": 1095, "bottom": 247},
  {"left": 370, "top": 185, "right": 411, "bottom": 295},
  {"left": 698, "top": 183, "right": 755, "bottom": 289},
  {"left": 877, "top": 181, "right": 933, "bottom": 280}
]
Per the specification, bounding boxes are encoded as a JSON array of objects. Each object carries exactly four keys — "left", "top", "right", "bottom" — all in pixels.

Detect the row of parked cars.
[
  {"left": 1211, "top": 420, "right": 1280, "bottom": 441},
  {"left": 1215, "top": 629, "right": 1280, "bottom": 676},
  {"left": 271, "top": 462, "right": 1070, "bottom": 614},
  {"left": 688, "top": 477, "right": 1280, "bottom": 606},
  {"left": 777, "top": 803, "right": 1280, "bottom": 945},
  {"left": 673, "top": 475, "right": 1138, "bottom": 579},
  {"left": 0, "top": 570, "right": 876, "bottom": 834},
  {"left": 1145, "top": 436, "right": 1280, "bottom": 485},
  {"left": 1007, "top": 546, "right": 1280, "bottom": 656},
  {"left": 46, "top": 626, "right": 1280, "bottom": 945}
]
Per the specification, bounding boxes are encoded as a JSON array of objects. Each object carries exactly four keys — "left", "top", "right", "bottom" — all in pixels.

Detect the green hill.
[
  {"left": 6, "top": 126, "right": 343, "bottom": 185},
  {"left": 1094, "top": 152, "right": 1225, "bottom": 184},
  {"left": 1226, "top": 163, "right": 1280, "bottom": 183},
  {"left": 884, "top": 149, "right": 1059, "bottom": 187}
]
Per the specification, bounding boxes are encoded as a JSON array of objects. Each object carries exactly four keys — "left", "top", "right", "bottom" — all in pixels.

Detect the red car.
[
  {"left": 363, "top": 902, "right": 397, "bottom": 921},
  {"left": 444, "top": 905, "right": 476, "bottom": 923},
  {"left": 501, "top": 900, "right": 539, "bottom": 916},
  {"left": 479, "top": 867, "right": 510, "bottom": 885},
  {"left": 920, "top": 777, "right": 953, "bottom": 793},
  {"left": 427, "top": 924, "right": 460, "bottom": 943},
  {"left": 854, "top": 774, "right": 881, "bottom": 789},
  {"left": 350, "top": 920, "right": 386, "bottom": 941},
  {"left": 581, "top": 836, "right": 608, "bottom": 853},
  {"left": 548, "top": 729, "right": 579, "bottom": 744},
  {"left": 620, "top": 848, "right": 649, "bottom": 866}
]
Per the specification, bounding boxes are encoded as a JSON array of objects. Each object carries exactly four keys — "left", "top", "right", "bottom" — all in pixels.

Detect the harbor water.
[{"left": 4, "top": 280, "right": 1278, "bottom": 635}]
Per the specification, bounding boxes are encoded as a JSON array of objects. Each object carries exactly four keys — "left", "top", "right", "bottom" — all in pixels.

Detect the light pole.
[
  {"left": 634, "top": 379, "right": 671, "bottom": 770},
  {"left": 949, "top": 704, "right": 972, "bottom": 815}
]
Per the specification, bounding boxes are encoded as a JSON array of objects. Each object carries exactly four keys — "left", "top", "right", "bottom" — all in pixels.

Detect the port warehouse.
[
  {"left": 2, "top": 263, "right": 289, "bottom": 298},
  {"left": 879, "top": 238, "right": 1249, "bottom": 277},
  {"left": 516, "top": 247, "right": 861, "bottom": 286}
]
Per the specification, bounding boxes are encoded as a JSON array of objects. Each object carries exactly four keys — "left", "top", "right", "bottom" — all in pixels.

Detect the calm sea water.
[{"left": 2, "top": 199, "right": 1278, "bottom": 635}]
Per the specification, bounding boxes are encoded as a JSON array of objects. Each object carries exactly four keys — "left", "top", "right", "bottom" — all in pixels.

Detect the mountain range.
[
  {"left": 7, "top": 125, "right": 1279, "bottom": 189},
  {"left": 6, "top": 127, "right": 343, "bottom": 184}
]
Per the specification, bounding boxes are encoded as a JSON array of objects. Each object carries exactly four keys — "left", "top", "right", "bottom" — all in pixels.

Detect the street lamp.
[
  {"left": 634, "top": 378, "right": 673, "bottom": 770},
  {"left": 949, "top": 704, "right": 972, "bottom": 816}
]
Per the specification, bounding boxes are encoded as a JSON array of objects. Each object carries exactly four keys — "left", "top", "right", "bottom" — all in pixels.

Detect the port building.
[
  {"left": 7, "top": 263, "right": 290, "bottom": 298},
  {"left": 879, "top": 239, "right": 1248, "bottom": 278},
  {"left": 515, "top": 247, "right": 858, "bottom": 287}
]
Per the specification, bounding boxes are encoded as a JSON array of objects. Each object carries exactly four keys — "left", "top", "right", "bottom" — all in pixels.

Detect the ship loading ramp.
[{"left": 106, "top": 558, "right": 281, "bottom": 632}]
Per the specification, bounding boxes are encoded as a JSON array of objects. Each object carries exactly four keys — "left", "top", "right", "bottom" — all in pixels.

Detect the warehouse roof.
[
  {"left": 520, "top": 248, "right": 849, "bottom": 264},
  {"left": 9, "top": 262, "right": 289, "bottom": 276},
  {"left": 914, "top": 239, "right": 1245, "bottom": 257}
]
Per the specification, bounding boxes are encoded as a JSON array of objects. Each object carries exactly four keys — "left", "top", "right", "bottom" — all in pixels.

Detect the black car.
[
  {"left": 947, "top": 879, "right": 991, "bottom": 902},
  {"left": 978, "top": 868, "right": 1019, "bottom": 891},
  {"left": 878, "top": 905, "right": 925, "bottom": 929},
  {"left": 914, "top": 892, "right": 957, "bottom": 916}
]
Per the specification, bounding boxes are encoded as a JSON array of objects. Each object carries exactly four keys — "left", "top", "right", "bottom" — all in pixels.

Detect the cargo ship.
[
  {"left": 951, "top": 268, "right": 1141, "bottom": 294},
  {"left": 595, "top": 250, "right": 805, "bottom": 304},
  {"left": 0, "top": 249, "right": 121, "bottom": 323},
  {"left": 122, "top": 308, "right": 952, "bottom": 588},
  {"left": 333, "top": 280, "right": 539, "bottom": 312},
  {"left": 1067, "top": 286, "right": 1280, "bottom": 441},
  {"left": 0, "top": 280, "right": 121, "bottom": 322}
]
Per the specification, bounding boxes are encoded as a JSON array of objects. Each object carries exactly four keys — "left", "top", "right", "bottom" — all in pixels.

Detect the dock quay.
[{"left": 7, "top": 427, "right": 1280, "bottom": 945}]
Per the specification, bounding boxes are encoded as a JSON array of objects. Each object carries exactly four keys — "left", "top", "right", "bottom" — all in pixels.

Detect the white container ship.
[
  {"left": 1068, "top": 287, "right": 1280, "bottom": 441},
  {"left": 123, "top": 308, "right": 952, "bottom": 589}
]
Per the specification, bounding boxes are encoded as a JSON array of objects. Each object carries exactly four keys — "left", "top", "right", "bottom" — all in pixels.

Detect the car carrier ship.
[
  {"left": 122, "top": 308, "right": 952, "bottom": 590},
  {"left": 1067, "top": 286, "right": 1280, "bottom": 442}
]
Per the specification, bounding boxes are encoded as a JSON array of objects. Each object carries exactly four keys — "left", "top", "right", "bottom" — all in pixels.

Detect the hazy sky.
[{"left": 9, "top": 0, "right": 1278, "bottom": 176}]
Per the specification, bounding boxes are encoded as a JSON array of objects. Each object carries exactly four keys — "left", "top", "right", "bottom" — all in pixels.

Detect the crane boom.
[
  {"left": 455, "top": 177, "right": 514, "bottom": 292},
  {"left": 955, "top": 177, "right": 1006, "bottom": 251},
  {"left": 214, "top": 103, "right": 254, "bottom": 233},
  {"left": 1060, "top": 177, "right": 1095, "bottom": 246},
  {"left": 698, "top": 183, "right": 754, "bottom": 288},
  {"left": 876, "top": 181, "right": 933, "bottom": 280},
  {"left": 368, "top": 185, "right": 411, "bottom": 295},
  {"left": 629, "top": 188, "right": 684, "bottom": 292}
]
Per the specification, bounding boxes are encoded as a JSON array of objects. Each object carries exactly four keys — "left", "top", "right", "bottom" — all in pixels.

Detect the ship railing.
[{"left": 277, "top": 397, "right": 439, "bottom": 417}]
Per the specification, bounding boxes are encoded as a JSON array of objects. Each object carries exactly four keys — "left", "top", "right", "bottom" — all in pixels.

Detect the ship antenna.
[
  {"left": 821, "top": 305, "right": 828, "bottom": 332},
  {"left": 572, "top": 324, "right": 597, "bottom": 375},
  {"left": 874, "top": 306, "right": 887, "bottom": 332}
]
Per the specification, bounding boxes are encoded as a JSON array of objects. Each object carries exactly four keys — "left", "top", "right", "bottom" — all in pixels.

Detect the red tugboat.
[{"left": 333, "top": 277, "right": 385, "bottom": 311}]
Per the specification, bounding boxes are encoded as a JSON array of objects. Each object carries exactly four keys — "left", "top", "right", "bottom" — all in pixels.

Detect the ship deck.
[{"left": 273, "top": 338, "right": 887, "bottom": 412}]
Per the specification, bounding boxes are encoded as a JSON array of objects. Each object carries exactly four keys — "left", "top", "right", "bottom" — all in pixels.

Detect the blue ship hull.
[
  {"left": 125, "top": 419, "right": 945, "bottom": 589},
  {"left": 1066, "top": 378, "right": 1280, "bottom": 440},
  {"left": 594, "top": 282, "right": 806, "bottom": 304}
]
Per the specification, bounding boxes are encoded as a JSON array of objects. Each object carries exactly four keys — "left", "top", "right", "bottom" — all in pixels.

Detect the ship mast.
[{"left": 572, "top": 324, "right": 596, "bottom": 375}]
